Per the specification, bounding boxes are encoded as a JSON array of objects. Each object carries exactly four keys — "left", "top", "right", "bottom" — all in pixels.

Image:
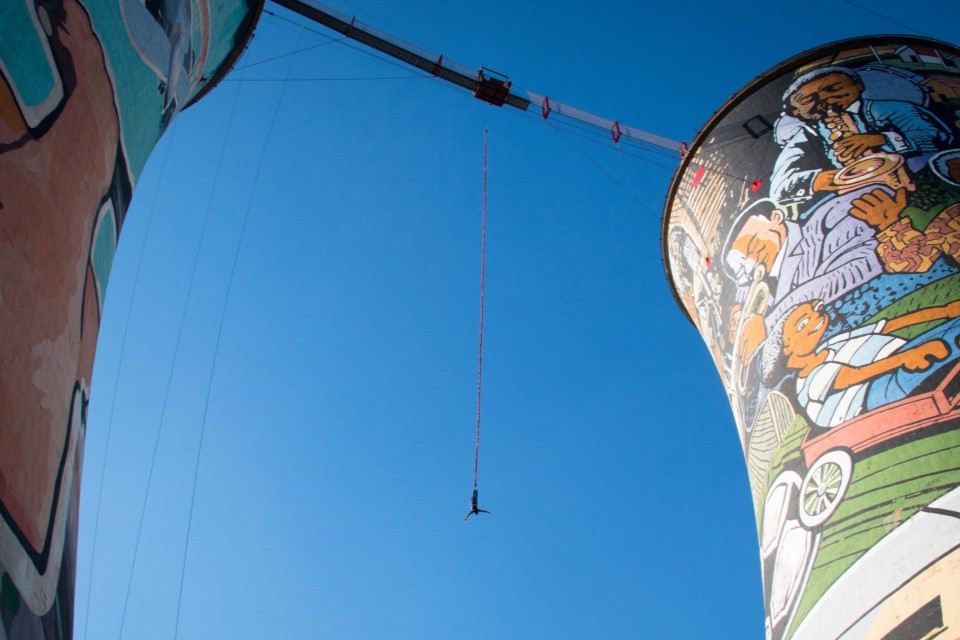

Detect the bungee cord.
[{"left": 465, "top": 127, "right": 492, "bottom": 522}]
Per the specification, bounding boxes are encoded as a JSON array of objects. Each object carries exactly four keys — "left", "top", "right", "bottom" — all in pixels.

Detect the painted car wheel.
[{"left": 799, "top": 450, "right": 852, "bottom": 529}]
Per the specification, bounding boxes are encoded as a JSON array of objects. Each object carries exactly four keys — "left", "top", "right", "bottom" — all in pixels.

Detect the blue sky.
[{"left": 75, "top": 1, "right": 960, "bottom": 638}]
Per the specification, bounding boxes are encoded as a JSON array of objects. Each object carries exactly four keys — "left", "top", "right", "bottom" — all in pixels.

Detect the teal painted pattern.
[{"left": 0, "top": 0, "right": 59, "bottom": 125}]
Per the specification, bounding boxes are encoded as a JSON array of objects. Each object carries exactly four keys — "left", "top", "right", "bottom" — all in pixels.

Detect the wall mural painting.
[
  {"left": 0, "top": 0, "right": 256, "bottom": 637},
  {"left": 666, "top": 39, "right": 960, "bottom": 639}
]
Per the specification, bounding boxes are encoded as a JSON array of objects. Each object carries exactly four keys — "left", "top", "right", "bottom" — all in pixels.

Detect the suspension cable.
[{"left": 473, "top": 127, "right": 487, "bottom": 493}]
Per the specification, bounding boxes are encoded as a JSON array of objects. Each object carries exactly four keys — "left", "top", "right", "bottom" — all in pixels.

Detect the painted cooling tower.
[
  {"left": 663, "top": 36, "right": 960, "bottom": 639},
  {"left": 0, "top": 0, "right": 259, "bottom": 636}
]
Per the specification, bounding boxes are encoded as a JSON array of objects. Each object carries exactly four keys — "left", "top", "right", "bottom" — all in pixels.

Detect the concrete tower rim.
[
  {"left": 184, "top": 0, "right": 267, "bottom": 109},
  {"left": 659, "top": 33, "right": 960, "bottom": 326}
]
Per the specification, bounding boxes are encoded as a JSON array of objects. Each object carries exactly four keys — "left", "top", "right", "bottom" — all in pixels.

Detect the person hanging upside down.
[{"left": 464, "top": 488, "right": 490, "bottom": 521}]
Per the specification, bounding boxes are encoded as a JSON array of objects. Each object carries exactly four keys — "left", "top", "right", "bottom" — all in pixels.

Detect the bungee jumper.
[{"left": 464, "top": 488, "right": 491, "bottom": 521}]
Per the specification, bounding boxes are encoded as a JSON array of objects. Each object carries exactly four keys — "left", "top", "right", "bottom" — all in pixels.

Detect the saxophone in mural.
[
  {"left": 665, "top": 37, "right": 960, "bottom": 639},
  {"left": 0, "top": 0, "right": 258, "bottom": 636}
]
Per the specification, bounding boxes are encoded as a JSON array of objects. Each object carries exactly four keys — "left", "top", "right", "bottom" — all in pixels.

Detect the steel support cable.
[
  {"left": 116, "top": 70, "right": 248, "bottom": 640},
  {"left": 550, "top": 121, "right": 660, "bottom": 219},
  {"left": 616, "top": 144, "right": 676, "bottom": 212},
  {"left": 231, "top": 35, "right": 344, "bottom": 72},
  {"left": 79, "top": 119, "right": 180, "bottom": 640},
  {"left": 272, "top": 13, "right": 449, "bottom": 89},
  {"left": 172, "top": 29, "right": 303, "bottom": 640},
  {"left": 260, "top": 6, "right": 337, "bottom": 38},
  {"left": 841, "top": 0, "right": 923, "bottom": 34},
  {"left": 537, "top": 114, "right": 679, "bottom": 164},
  {"left": 222, "top": 75, "right": 423, "bottom": 82}
]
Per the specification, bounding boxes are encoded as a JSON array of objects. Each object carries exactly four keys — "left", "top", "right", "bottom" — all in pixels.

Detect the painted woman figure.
[{"left": 762, "top": 299, "right": 960, "bottom": 427}]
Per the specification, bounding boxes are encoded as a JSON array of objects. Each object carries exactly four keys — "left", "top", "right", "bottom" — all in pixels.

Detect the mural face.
[
  {"left": 0, "top": 0, "right": 257, "bottom": 637},
  {"left": 665, "top": 38, "right": 960, "bottom": 640}
]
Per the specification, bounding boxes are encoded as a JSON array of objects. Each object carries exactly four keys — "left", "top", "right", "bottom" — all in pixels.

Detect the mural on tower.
[
  {"left": 664, "top": 37, "right": 960, "bottom": 639},
  {"left": 0, "top": 0, "right": 258, "bottom": 637}
]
